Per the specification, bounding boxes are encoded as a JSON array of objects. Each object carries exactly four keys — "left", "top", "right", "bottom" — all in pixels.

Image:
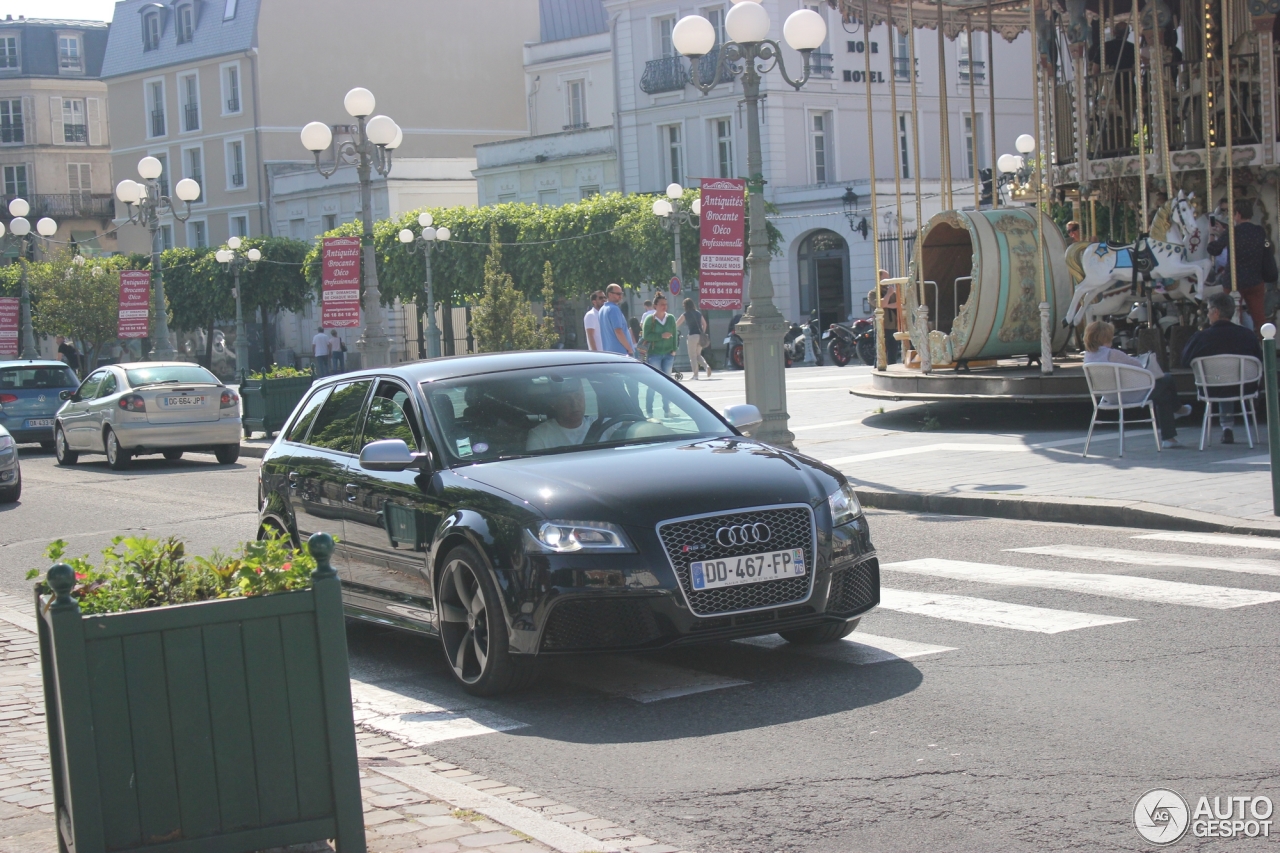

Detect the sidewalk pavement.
[{"left": 0, "top": 592, "right": 687, "bottom": 853}]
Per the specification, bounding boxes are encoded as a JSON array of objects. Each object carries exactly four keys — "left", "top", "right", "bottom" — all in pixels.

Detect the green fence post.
[{"left": 1263, "top": 323, "right": 1280, "bottom": 515}]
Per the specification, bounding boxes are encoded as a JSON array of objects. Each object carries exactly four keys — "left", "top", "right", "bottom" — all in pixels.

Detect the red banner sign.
[
  {"left": 322, "top": 236, "right": 362, "bottom": 328},
  {"left": 118, "top": 271, "right": 151, "bottom": 339},
  {"left": 0, "top": 297, "right": 17, "bottom": 357},
  {"left": 698, "top": 178, "right": 747, "bottom": 311}
]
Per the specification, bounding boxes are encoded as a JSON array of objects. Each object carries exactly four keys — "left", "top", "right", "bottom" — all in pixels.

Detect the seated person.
[
  {"left": 1083, "top": 320, "right": 1191, "bottom": 448},
  {"left": 1181, "top": 291, "right": 1263, "bottom": 444},
  {"left": 527, "top": 379, "right": 597, "bottom": 451}
]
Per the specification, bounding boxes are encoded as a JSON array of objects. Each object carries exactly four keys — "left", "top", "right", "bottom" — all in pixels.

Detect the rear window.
[
  {"left": 0, "top": 366, "right": 79, "bottom": 390},
  {"left": 124, "top": 366, "right": 219, "bottom": 387}
]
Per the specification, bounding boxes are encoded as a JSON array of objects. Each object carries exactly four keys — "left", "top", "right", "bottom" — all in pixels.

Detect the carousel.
[{"left": 836, "top": 0, "right": 1276, "bottom": 401}]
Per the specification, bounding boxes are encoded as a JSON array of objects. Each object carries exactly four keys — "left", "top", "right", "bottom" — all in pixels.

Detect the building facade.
[{"left": 0, "top": 15, "right": 116, "bottom": 258}]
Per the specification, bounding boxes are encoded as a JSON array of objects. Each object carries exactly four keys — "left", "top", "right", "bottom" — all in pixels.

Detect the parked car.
[
  {"left": 0, "top": 360, "right": 81, "bottom": 449},
  {"left": 0, "top": 423, "right": 19, "bottom": 502},
  {"left": 54, "top": 362, "right": 242, "bottom": 470},
  {"left": 258, "top": 351, "right": 880, "bottom": 696}
]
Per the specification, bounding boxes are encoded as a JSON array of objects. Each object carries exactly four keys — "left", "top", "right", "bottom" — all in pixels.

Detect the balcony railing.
[
  {"left": 640, "top": 55, "right": 689, "bottom": 94},
  {"left": 63, "top": 124, "right": 88, "bottom": 144},
  {"left": 2, "top": 193, "right": 114, "bottom": 219},
  {"left": 696, "top": 47, "right": 735, "bottom": 85},
  {"left": 810, "top": 51, "right": 834, "bottom": 78},
  {"left": 226, "top": 95, "right": 239, "bottom": 112},
  {"left": 893, "top": 56, "right": 914, "bottom": 81},
  {"left": 184, "top": 103, "right": 199, "bottom": 132},
  {"left": 562, "top": 121, "right": 590, "bottom": 131},
  {"left": 230, "top": 171, "right": 244, "bottom": 188},
  {"left": 959, "top": 58, "right": 985, "bottom": 85},
  {"left": 151, "top": 109, "right": 166, "bottom": 137}
]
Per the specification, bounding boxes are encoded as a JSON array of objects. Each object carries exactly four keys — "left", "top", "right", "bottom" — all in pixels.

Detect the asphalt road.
[{"left": 4, "top": 441, "right": 1278, "bottom": 852}]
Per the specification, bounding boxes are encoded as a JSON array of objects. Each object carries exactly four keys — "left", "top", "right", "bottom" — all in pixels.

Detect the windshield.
[
  {"left": 0, "top": 366, "right": 79, "bottom": 390},
  {"left": 125, "top": 365, "right": 220, "bottom": 387},
  {"left": 422, "top": 362, "right": 734, "bottom": 464}
]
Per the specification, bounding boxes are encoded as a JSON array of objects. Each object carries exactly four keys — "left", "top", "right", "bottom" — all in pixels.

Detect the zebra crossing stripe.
[
  {"left": 350, "top": 679, "right": 527, "bottom": 746},
  {"left": 1133, "top": 531, "right": 1280, "bottom": 551},
  {"left": 1009, "top": 544, "right": 1280, "bottom": 578},
  {"left": 549, "top": 656, "right": 749, "bottom": 703},
  {"left": 882, "top": 558, "right": 1280, "bottom": 609},
  {"left": 879, "top": 587, "right": 1134, "bottom": 633}
]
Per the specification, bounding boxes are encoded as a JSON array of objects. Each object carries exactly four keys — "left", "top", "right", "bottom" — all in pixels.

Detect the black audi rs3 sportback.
[{"left": 258, "top": 351, "right": 879, "bottom": 695}]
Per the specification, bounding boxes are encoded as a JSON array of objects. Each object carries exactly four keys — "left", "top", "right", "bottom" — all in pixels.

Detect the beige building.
[
  {"left": 0, "top": 16, "right": 116, "bottom": 258},
  {"left": 102, "top": 0, "right": 539, "bottom": 254}
]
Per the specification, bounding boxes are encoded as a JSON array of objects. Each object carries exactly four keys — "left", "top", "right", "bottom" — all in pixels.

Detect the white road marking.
[
  {"left": 736, "top": 631, "right": 956, "bottom": 662},
  {"left": 550, "top": 656, "right": 749, "bottom": 703},
  {"left": 349, "top": 679, "right": 527, "bottom": 745},
  {"left": 821, "top": 433, "right": 1134, "bottom": 466},
  {"left": 1134, "top": 531, "right": 1280, "bottom": 551},
  {"left": 791, "top": 419, "right": 866, "bottom": 432},
  {"left": 879, "top": 587, "right": 1134, "bottom": 633},
  {"left": 884, "top": 558, "right": 1280, "bottom": 609},
  {"left": 1009, "top": 544, "right": 1280, "bottom": 578}
]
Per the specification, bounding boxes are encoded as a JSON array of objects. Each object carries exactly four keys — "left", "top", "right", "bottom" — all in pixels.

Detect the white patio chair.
[
  {"left": 1082, "top": 362, "right": 1161, "bottom": 457},
  {"left": 1191, "top": 354, "right": 1262, "bottom": 450}
]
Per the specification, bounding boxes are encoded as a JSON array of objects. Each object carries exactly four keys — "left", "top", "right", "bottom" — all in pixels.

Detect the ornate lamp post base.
[{"left": 736, "top": 312, "right": 794, "bottom": 447}]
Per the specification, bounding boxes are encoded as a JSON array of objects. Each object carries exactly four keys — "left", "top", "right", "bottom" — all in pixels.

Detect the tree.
[
  {"left": 470, "top": 229, "right": 557, "bottom": 352},
  {"left": 538, "top": 261, "right": 559, "bottom": 345},
  {"left": 27, "top": 252, "right": 133, "bottom": 369}
]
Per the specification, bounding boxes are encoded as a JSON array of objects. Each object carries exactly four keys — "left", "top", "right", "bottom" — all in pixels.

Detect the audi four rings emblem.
[{"left": 716, "top": 523, "right": 772, "bottom": 547}]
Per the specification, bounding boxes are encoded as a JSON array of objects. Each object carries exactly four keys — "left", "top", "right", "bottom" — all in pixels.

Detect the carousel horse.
[{"left": 1063, "top": 201, "right": 1211, "bottom": 326}]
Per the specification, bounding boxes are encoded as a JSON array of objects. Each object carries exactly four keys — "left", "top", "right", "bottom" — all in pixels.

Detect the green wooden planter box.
[
  {"left": 239, "top": 373, "right": 315, "bottom": 438},
  {"left": 36, "top": 534, "right": 365, "bottom": 853}
]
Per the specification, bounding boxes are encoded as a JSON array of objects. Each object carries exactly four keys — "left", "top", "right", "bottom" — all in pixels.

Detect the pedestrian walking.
[
  {"left": 55, "top": 336, "right": 82, "bottom": 377},
  {"left": 583, "top": 291, "right": 605, "bottom": 351},
  {"left": 642, "top": 293, "right": 677, "bottom": 371},
  {"left": 312, "top": 327, "right": 331, "bottom": 375},
  {"left": 1207, "top": 197, "right": 1277, "bottom": 331},
  {"left": 1181, "top": 291, "right": 1264, "bottom": 444},
  {"left": 677, "top": 297, "right": 712, "bottom": 379},
  {"left": 1084, "top": 320, "right": 1192, "bottom": 448},
  {"left": 329, "top": 329, "right": 345, "bottom": 373},
  {"left": 598, "top": 284, "right": 635, "bottom": 356}
]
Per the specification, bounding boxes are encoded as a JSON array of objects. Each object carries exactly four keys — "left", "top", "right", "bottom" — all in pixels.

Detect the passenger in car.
[{"left": 526, "top": 379, "right": 596, "bottom": 451}]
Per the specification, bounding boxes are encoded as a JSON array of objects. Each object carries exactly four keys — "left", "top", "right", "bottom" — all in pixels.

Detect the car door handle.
[
  {"left": 287, "top": 472, "right": 298, "bottom": 488},
  {"left": 345, "top": 483, "right": 358, "bottom": 502}
]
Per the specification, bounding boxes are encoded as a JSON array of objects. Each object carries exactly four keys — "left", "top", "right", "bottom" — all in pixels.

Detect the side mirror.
[
  {"left": 59, "top": 390, "right": 74, "bottom": 402},
  {"left": 722, "top": 404, "right": 763, "bottom": 431},
  {"left": 359, "top": 438, "right": 427, "bottom": 472}
]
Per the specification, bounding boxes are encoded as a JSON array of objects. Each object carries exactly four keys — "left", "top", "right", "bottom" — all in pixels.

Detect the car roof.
[
  {"left": 109, "top": 362, "right": 210, "bottom": 370},
  {"left": 314, "top": 350, "right": 639, "bottom": 386},
  {"left": 0, "top": 360, "right": 74, "bottom": 369}
]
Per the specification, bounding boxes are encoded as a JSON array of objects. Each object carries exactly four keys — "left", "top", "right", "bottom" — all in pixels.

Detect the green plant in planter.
[{"left": 252, "top": 363, "right": 313, "bottom": 380}]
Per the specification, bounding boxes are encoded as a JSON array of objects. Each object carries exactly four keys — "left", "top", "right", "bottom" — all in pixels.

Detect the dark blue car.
[{"left": 0, "top": 360, "right": 81, "bottom": 447}]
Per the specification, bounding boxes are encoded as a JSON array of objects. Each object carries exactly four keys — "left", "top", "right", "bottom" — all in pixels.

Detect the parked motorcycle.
[
  {"left": 824, "top": 320, "right": 858, "bottom": 367},
  {"left": 725, "top": 314, "right": 799, "bottom": 369}
]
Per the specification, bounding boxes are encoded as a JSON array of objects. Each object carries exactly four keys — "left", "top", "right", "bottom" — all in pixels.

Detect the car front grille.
[
  {"left": 656, "top": 505, "right": 816, "bottom": 616},
  {"left": 540, "top": 597, "right": 669, "bottom": 651},
  {"left": 827, "top": 558, "right": 879, "bottom": 616}
]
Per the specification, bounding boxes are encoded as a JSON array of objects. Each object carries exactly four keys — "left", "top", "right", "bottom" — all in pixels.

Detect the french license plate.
[
  {"left": 24, "top": 419, "right": 53, "bottom": 428},
  {"left": 691, "top": 549, "right": 806, "bottom": 591},
  {"left": 162, "top": 395, "right": 205, "bottom": 407}
]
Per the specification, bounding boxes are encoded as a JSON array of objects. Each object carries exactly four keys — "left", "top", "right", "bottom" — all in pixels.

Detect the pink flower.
[
  {"left": 281, "top": 562, "right": 291, "bottom": 571},
  {"left": 75, "top": 573, "right": 87, "bottom": 580}
]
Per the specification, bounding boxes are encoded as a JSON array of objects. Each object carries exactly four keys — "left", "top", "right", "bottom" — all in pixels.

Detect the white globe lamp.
[
  {"left": 997, "top": 153, "right": 1020, "bottom": 174},
  {"left": 1015, "top": 134, "right": 1037, "bottom": 154},
  {"left": 36, "top": 217, "right": 57, "bottom": 237},
  {"left": 672, "top": 15, "right": 716, "bottom": 56},
  {"left": 227, "top": 236, "right": 242, "bottom": 250},
  {"left": 300, "top": 121, "right": 333, "bottom": 152},
  {"left": 691, "top": 198, "right": 702, "bottom": 216},
  {"left": 246, "top": 248, "right": 261, "bottom": 262},
  {"left": 387, "top": 126, "right": 403, "bottom": 150},
  {"left": 398, "top": 228, "right": 414, "bottom": 244},
  {"left": 344, "top": 87, "right": 375, "bottom": 118},
  {"left": 418, "top": 212, "right": 433, "bottom": 228},
  {"left": 9, "top": 217, "right": 29, "bottom": 237},
  {"left": 216, "top": 249, "right": 232, "bottom": 264},
  {"left": 422, "top": 226, "right": 436, "bottom": 241},
  {"left": 783, "top": 8, "right": 827, "bottom": 50},
  {"left": 116, "top": 180, "right": 141, "bottom": 204},
  {"left": 666, "top": 182, "right": 684, "bottom": 199},
  {"left": 652, "top": 198, "right": 673, "bottom": 217},
  {"left": 7, "top": 198, "right": 28, "bottom": 217},
  {"left": 436, "top": 226, "right": 450, "bottom": 241},
  {"left": 174, "top": 178, "right": 201, "bottom": 202},
  {"left": 137, "top": 156, "right": 163, "bottom": 180},
  {"left": 366, "top": 115, "right": 397, "bottom": 146},
  {"left": 725, "top": 0, "right": 771, "bottom": 44}
]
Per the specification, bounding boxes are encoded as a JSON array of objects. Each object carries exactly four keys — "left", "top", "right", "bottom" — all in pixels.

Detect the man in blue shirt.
[{"left": 598, "top": 283, "right": 635, "bottom": 356}]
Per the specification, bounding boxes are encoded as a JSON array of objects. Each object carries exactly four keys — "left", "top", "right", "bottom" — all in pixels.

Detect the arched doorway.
[{"left": 797, "top": 229, "right": 849, "bottom": 330}]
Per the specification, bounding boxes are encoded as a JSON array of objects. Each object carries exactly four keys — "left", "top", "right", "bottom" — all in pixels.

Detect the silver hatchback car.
[
  {"left": 54, "top": 362, "right": 242, "bottom": 469},
  {"left": 0, "top": 423, "right": 19, "bottom": 502}
]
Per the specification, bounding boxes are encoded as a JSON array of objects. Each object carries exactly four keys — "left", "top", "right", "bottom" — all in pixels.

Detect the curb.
[
  {"left": 855, "top": 487, "right": 1280, "bottom": 538},
  {"left": 238, "top": 441, "right": 269, "bottom": 459}
]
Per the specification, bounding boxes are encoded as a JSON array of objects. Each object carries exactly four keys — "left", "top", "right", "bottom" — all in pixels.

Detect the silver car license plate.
[
  {"left": 162, "top": 395, "right": 206, "bottom": 407},
  {"left": 690, "top": 549, "right": 806, "bottom": 590}
]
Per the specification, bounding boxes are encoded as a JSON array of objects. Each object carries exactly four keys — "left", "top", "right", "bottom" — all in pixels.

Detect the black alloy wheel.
[
  {"left": 54, "top": 428, "right": 77, "bottom": 466},
  {"left": 0, "top": 469, "right": 19, "bottom": 503},
  {"left": 826, "top": 338, "right": 851, "bottom": 367},
  {"left": 437, "top": 544, "right": 538, "bottom": 696},
  {"left": 780, "top": 618, "right": 860, "bottom": 645},
  {"left": 104, "top": 429, "right": 131, "bottom": 471}
]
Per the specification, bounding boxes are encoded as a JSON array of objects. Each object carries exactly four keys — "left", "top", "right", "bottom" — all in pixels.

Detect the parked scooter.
[
  {"left": 824, "top": 320, "right": 858, "bottom": 367},
  {"left": 726, "top": 313, "right": 800, "bottom": 369}
]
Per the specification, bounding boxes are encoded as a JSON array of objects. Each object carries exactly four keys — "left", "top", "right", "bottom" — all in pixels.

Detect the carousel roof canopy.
[{"left": 833, "top": 0, "right": 1035, "bottom": 41}]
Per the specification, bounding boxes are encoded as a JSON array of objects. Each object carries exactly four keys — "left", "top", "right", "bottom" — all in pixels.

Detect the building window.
[
  {"left": 811, "top": 112, "right": 830, "bottom": 184},
  {"left": 321, "top": 213, "right": 335, "bottom": 231},
  {"left": 962, "top": 113, "right": 983, "bottom": 179},
  {"left": 176, "top": 4, "right": 195, "bottom": 43},
  {"left": 224, "top": 0, "right": 238, "bottom": 20},
  {"left": 658, "top": 16, "right": 676, "bottom": 57},
  {"left": 147, "top": 79, "right": 166, "bottom": 137},
  {"left": 67, "top": 163, "right": 91, "bottom": 203},
  {"left": 538, "top": 189, "right": 559, "bottom": 206},
  {"left": 222, "top": 63, "right": 240, "bottom": 114},
  {"left": 58, "top": 36, "right": 82, "bottom": 72},
  {"left": 63, "top": 98, "right": 87, "bottom": 143},
  {"left": 3, "top": 164, "right": 27, "bottom": 197},
  {"left": 565, "top": 79, "right": 586, "bottom": 130},
  {"left": 894, "top": 31, "right": 911, "bottom": 81},
  {"left": 184, "top": 146, "right": 203, "bottom": 202},
  {"left": 958, "top": 33, "right": 986, "bottom": 85},
  {"left": 153, "top": 152, "right": 169, "bottom": 197},
  {"left": 703, "top": 7, "right": 726, "bottom": 45},
  {"left": 0, "top": 37, "right": 18, "bottom": 70},
  {"left": 226, "top": 139, "right": 245, "bottom": 188},
  {"left": 231, "top": 214, "right": 249, "bottom": 237},
  {"left": 897, "top": 113, "right": 912, "bottom": 179},
  {"left": 143, "top": 13, "right": 161, "bottom": 51},
  {"left": 715, "top": 118, "right": 734, "bottom": 178},
  {"left": 0, "top": 100, "right": 22, "bottom": 144},
  {"left": 180, "top": 73, "right": 199, "bottom": 132},
  {"left": 663, "top": 124, "right": 683, "bottom": 186},
  {"left": 159, "top": 224, "right": 173, "bottom": 251},
  {"left": 580, "top": 185, "right": 600, "bottom": 200},
  {"left": 187, "top": 220, "right": 207, "bottom": 248}
]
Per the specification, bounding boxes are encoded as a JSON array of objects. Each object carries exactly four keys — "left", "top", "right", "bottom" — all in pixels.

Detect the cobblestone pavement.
[{"left": 0, "top": 592, "right": 688, "bottom": 853}]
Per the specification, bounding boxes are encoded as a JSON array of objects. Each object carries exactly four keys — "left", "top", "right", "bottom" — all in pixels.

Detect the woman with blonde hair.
[{"left": 1082, "top": 320, "right": 1191, "bottom": 448}]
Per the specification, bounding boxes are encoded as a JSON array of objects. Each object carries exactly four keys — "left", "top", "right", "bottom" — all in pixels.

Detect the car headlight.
[
  {"left": 523, "top": 520, "right": 636, "bottom": 554},
  {"left": 827, "top": 482, "right": 862, "bottom": 527},
  {"left": 0, "top": 435, "right": 12, "bottom": 453}
]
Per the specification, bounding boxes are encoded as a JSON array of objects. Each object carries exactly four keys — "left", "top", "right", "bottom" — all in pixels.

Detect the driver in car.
[{"left": 527, "top": 379, "right": 597, "bottom": 451}]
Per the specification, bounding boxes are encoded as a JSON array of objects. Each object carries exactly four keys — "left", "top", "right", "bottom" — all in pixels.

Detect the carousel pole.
[
  {"left": 969, "top": 15, "right": 981, "bottom": 210},
  {"left": 908, "top": 0, "right": 930, "bottom": 374},
  {"left": 1203, "top": 0, "right": 1215, "bottom": 218},
  {"left": 937, "top": 0, "right": 953, "bottom": 210},
  {"left": 1131, "top": 1, "right": 1149, "bottom": 232},
  {"left": 987, "top": 0, "right": 999, "bottom": 207},
  {"left": 1029, "top": 0, "right": 1052, "bottom": 375},
  {"left": 1148, "top": 8, "right": 1174, "bottom": 197},
  {"left": 888, "top": 3, "right": 908, "bottom": 278},
  {"left": 1221, "top": 0, "right": 1239, "bottom": 295},
  {"left": 865, "top": 0, "right": 889, "bottom": 371}
]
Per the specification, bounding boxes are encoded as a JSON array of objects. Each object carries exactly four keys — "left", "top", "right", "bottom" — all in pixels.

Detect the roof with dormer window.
[
  {"left": 538, "top": 0, "right": 607, "bottom": 43},
  {"left": 101, "top": 0, "right": 259, "bottom": 79},
  {"left": 0, "top": 16, "right": 110, "bottom": 78}
]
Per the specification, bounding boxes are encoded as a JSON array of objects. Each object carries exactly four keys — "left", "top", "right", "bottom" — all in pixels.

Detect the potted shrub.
[
  {"left": 239, "top": 364, "right": 316, "bottom": 438},
  {"left": 34, "top": 532, "right": 365, "bottom": 853}
]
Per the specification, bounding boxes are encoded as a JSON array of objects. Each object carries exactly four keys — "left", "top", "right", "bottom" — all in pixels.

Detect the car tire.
[
  {"left": 730, "top": 343, "right": 744, "bottom": 370},
  {"left": 104, "top": 428, "right": 132, "bottom": 471},
  {"left": 0, "top": 472, "right": 19, "bottom": 504},
  {"left": 39, "top": 441, "right": 55, "bottom": 453},
  {"left": 163, "top": 450, "right": 184, "bottom": 461},
  {"left": 214, "top": 444, "right": 240, "bottom": 465},
  {"left": 438, "top": 543, "right": 539, "bottom": 696},
  {"left": 54, "top": 428, "right": 77, "bottom": 466},
  {"left": 779, "top": 618, "right": 860, "bottom": 645}
]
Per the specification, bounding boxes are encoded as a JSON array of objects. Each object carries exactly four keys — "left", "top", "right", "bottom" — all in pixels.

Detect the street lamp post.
[
  {"left": 652, "top": 183, "right": 701, "bottom": 372},
  {"left": 215, "top": 237, "right": 261, "bottom": 374},
  {"left": 397, "top": 213, "right": 451, "bottom": 359},
  {"left": 300, "top": 88, "right": 403, "bottom": 369},
  {"left": 115, "top": 157, "right": 201, "bottom": 361},
  {"left": 672, "top": 2, "right": 828, "bottom": 448},
  {"left": 0, "top": 199, "right": 57, "bottom": 358}
]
